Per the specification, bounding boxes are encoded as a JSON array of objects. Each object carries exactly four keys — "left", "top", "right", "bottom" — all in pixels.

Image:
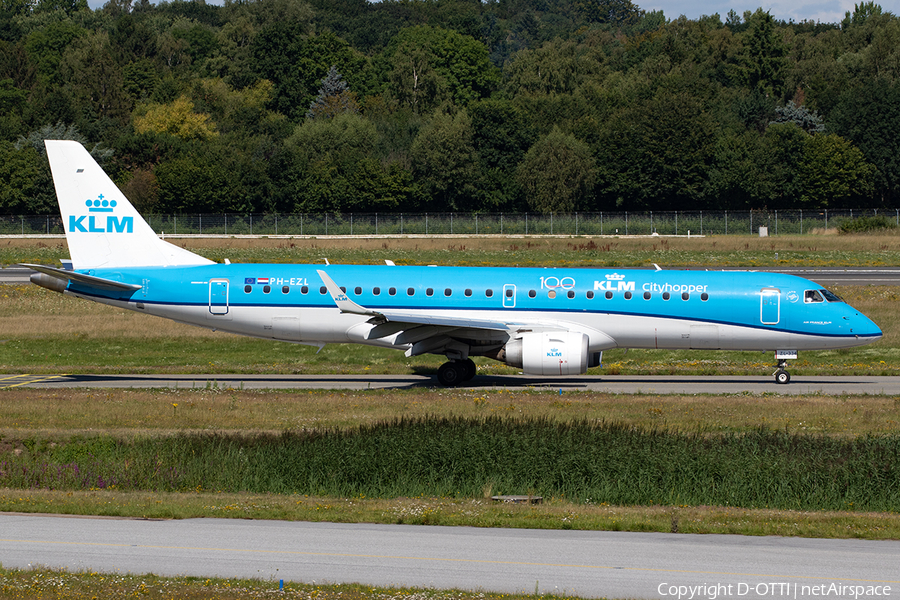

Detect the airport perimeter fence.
[{"left": 2, "top": 209, "right": 897, "bottom": 237}]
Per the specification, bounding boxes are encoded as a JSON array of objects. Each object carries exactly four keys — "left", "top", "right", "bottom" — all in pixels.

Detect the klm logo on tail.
[{"left": 69, "top": 195, "right": 133, "bottom": 234}]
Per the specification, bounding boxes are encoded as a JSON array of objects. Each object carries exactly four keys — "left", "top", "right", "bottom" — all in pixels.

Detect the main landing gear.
[
  {"left": 772, "top": 350, "right": 797, "bottom": 384},
  {"left": 437, "top": 358, "right": 477, "bottom": 387}
]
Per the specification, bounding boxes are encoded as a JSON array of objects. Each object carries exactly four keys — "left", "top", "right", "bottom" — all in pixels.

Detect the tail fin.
[{"left": 45, "top": 140, "right": 214, "bottom": 269}]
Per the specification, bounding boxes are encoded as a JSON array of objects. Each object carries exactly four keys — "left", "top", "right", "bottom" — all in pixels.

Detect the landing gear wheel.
[
  {"left": 460, "top": 358, "right": 477, "bottom": 382},
  {"left": 775, "top": 369, "right": 791, "bottom": 385},
  {"left": 437, "top": 361, "right": 465, "bottom": 387}
]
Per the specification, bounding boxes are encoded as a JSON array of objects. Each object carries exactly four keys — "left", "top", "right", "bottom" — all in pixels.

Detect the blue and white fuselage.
[{"left": 26, "top": 141, "right": 882, "bottom": 386}]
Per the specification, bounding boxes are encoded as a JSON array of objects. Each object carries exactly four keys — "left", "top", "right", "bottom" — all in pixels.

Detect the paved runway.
[
  {"left": 1, "top": 514, "right": 898, "bottom": 599},
  {"left": 4, "top": 372, "right": 900, "bottom": 394}
]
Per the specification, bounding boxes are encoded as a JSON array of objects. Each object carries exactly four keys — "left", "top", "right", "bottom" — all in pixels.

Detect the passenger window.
[
  {"left": 663, "top": 292, "right": 670, "bottom": 300},
  {"left": 528, "top": 290, "right": 536, "bottom": 298},
  {"left": 319, "top": 286, "right": 327, "bottom": 295},
  {"left": 485, "top": 289, "right": 493, "bottom": 298},
  {"left": 244, "top": 285, "right": 252, "bottom": 293},
  {"left": 605, "top": 291, "right": 613, "bottom": 299},
  {"left": 567, "top": 290, "right": 575, "bottom": 299},
  {"left": 355, "top": 287, "right": 362, "bottom": 295},
  {"left": 282, "top": 286, "right": 289, "bottom": 294},
  {"left": 682, "top": 292, "right": 690, "bottom": 301},
  {"left": 586, "top": 291, "right": 594, "bottom": 299},
  {"left": 701, "top": 292, "right": 709, "bottom": 301},
  {"left": 340, "top": 286, "right": 346, "bottom": 293},
  {"left": 373, "top": 287, "right": 381, "bottom": 296},
  {"left": 465, "top": 289, "right": 472, "bottom": 297},
  {"left": 407, "top": 288, "right": 415, "bottom": 296},
  {"left": 426, "top": 288, "right": 434, "bottom": 296},
  {"left": 301, "top": 286, "right": 309, "bottom": 294},
  {"left": 643, "top": 291, "right": 651, "bottom": 300},
  {"left": 444, "top": 288, "right": 452, "bottom": 297},
  {"left": 624, "top": 291, "right": 632, "bottom": 300},
  {"left": 506, "top": 288, "right": 513, "bottom": 298},
  {"left": 263, "top": 285, "right": 271, "bottom": 294},
  {"left": 805, "top": 290, "right": 824, "bottom": 303},
  {"left": 389, "top": 287, "right": 396, "bottom": 296}
]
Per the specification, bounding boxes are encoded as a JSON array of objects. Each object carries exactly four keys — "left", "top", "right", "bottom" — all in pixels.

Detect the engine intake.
[{"left": 503, "top": 332, "right": 601, "bottom": 376}]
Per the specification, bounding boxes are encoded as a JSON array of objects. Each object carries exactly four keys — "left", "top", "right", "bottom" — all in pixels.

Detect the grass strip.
[
  {"left": 0, "top": 565, "right": 565, "bottom": 600},
  {"left": 1, "top": 489, "right": 898, "bottom": 539}
]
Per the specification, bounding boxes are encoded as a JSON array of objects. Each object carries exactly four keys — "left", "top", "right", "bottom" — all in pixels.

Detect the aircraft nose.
[{"left": 852, "top": 312, "right": 882, "bottom": 341}]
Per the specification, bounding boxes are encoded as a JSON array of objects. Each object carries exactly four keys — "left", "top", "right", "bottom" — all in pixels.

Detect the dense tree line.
[{"left": 0, "top": 0, "right": 898, "bottom": 215}]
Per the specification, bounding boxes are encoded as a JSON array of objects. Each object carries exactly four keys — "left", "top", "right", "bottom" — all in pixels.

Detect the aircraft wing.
[
  {"left": 316, "top": 269, "right": 618, "bottom": 362},
  {"left": 22, "top": 263, "right": 143, "bottom": 292},
  {"left": 317, "top": 269, "right": 542, "bottom": 333}
]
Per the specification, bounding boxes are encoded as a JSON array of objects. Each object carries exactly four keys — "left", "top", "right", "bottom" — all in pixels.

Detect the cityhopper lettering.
[{"left": 69, "top": 196, "right": 134, "bottom": 234}]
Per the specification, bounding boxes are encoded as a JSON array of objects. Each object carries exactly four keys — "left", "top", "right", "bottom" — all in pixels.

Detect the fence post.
[
  {"left": 675, "top": 211, "right": 677, "bottom": 235},
  {"left": 351, "top": 213, "right": 353, "bottom": 235},
  {"left": 401, "top": 214, "right": 404, "bottom": 235},
  {"left": 250, "top": 214, "right": 253, "bottom": 235},
  {"left": 275, "top": 214, "right": 278, "bottom": 235},
  {"left": 200, "top": 215, "right": 202, "bottom": 234},
  {"left": 476, "top": 214, "right": 478, "bottom": 235},
  {"left": 575, "top": 212, "right": 578, "bottom": 235},
  {"left": 326, "top": 213, "right": 328, "bottom": 236},
  {"left": 800, "top": 209, "right": 803, "bottom": 234},
  {"left": 650, "top": 211, "right": 653, "bottom": 234},
  {"left": 501, "top": 213, "right": 503, "bottom": 235},
  {"left": 375, "top": 213, "right": 378, "bottom": 235},
  {"left": 525, "top": 213, "right": 528, "bottom": 235},
  {"left": 225, "top": 214, "right": 227, "bottom": 235},
  {"left": 700, "top": 211, "right": 703, "bottom": 236},
  {"left": 775, "top": 210, "right": 777, "bottom": 236},
  {"left": 601, "top": 212, "right": 603, "bottom": 235},
  {"left": 550, "top": 212, "right": 553, "bottom": 235},
  {"left": 426, "top": 214, "right": 428, "bottom": 235},
  {"left": 626, "top": 211, "right": 628, "bottom": 235}
]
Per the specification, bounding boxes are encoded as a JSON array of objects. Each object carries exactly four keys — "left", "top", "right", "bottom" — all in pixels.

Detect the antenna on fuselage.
[
  {"left": 653, "top": 263, "right": 662, "bottom": 271},
  {"left": 322, "top": 258, "right": 330, "bottom": 266}
]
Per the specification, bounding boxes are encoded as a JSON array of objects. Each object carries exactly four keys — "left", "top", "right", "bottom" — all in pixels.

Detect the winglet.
[{"left": 317, "top": 270, "right": 381, "bottom": 317}]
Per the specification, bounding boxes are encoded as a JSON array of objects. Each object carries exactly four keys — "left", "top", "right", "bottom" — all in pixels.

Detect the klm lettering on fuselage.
[
  {"left": 594, "top": 273, "right": 635, "bottom": 292},
  {"left": 70, "top": 195, "right": 134, "bottom": 234}
]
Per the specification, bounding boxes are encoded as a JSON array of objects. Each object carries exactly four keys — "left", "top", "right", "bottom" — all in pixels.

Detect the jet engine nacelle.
[{"left": 503, "top": 331, "right": 601, "bottom": 376}]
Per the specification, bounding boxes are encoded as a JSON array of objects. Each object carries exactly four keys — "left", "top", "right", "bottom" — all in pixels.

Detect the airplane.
[{"left": 25, "top": 140, "right": 882, "bottom": 386}]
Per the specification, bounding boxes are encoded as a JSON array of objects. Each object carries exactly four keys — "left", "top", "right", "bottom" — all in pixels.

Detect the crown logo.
[
  {"left": 605, "top": 273, "right": 626, "bottom": 280},
  {"left": 86, "top": 194, "right": 117, "bottom": 213}
]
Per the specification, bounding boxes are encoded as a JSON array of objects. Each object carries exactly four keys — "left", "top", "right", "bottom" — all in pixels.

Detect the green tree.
[
  {"left": 516, "top": 127, "right": 596, "bottom": 214},
  {"left": 379, "top": 25, "right": 500, "bottom": 112},
  {"left": 830, "top": 78, "right": 900, "bottom": 204},
  {"left": 409, "top": 109, "right": 480, "bottom": 211},
  {"left": 798, "top": 133, "right": 874, "bottom": 208},
  {"left": 282, "top": 112, "right": 409, "bottom": 212},
  {"left": 0, "top": 142, "right": 51, "bottom": 214}
]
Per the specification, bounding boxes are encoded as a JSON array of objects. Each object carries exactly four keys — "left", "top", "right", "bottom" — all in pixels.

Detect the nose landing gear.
[{"left": 773, "top": 350, "right": 797, "bottom": 384}]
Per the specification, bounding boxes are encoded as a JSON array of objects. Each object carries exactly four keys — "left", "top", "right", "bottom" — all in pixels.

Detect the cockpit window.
[
  {"left": 820, "top": 289, "right": 843, "bottom": 303},
  {"left": 804, "top": 290, "right": 824, "bottom": 303}
]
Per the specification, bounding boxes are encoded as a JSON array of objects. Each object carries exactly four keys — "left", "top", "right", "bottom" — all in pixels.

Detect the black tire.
[
  {"left": 461, "top": 358, "right": 477, "bottom": 381},
  {"left": 775, "top": 370, "right": 791, "bottom": 384},
  {"left": 437, "top": 362, "right": 464, "bottom": 387}
]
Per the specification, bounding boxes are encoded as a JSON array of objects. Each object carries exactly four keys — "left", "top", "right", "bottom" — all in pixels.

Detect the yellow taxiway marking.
[
  {"left": 1, "top": 538, "right": 898, "bottom": 584},
  {"left": 0, "top": 374, "right": 69, "bottom": 388}
]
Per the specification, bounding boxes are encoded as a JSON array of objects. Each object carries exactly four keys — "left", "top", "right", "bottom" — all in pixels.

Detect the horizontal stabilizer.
[{"left": 22, "top": 263, "right": 142, "bottom": 292}]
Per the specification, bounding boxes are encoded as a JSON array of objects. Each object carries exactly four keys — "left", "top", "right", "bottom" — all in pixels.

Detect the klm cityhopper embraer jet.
[{"left": 26, "top": 140, "right": 882, "bottom": 386}]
